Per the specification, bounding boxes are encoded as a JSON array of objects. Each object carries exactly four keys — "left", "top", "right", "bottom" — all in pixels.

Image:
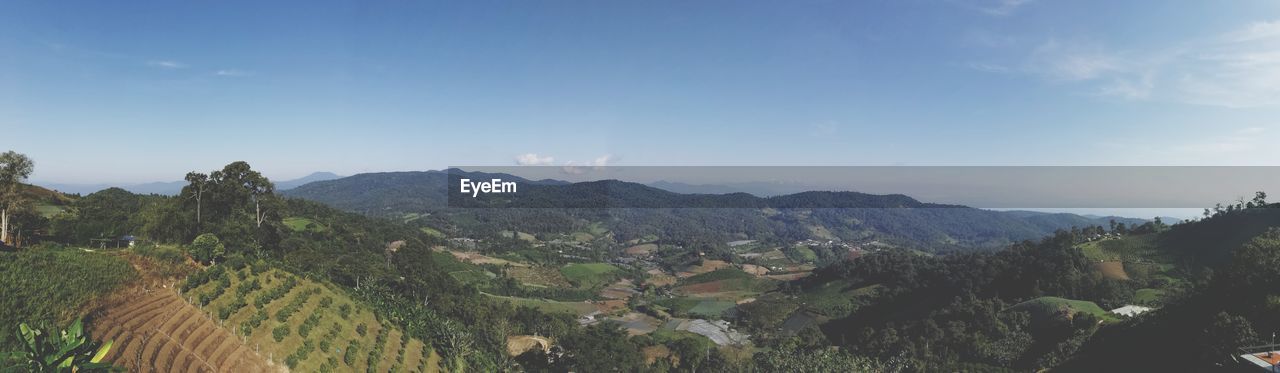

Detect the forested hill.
[{"left": 283, "top": 169, "right": 1150, "bottom": 251}]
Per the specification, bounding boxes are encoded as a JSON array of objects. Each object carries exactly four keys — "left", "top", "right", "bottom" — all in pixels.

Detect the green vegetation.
[
  {"left": 283, "top": 217, "right": 326, "bottom": 233},
  {"left": 2, "top": 319, "right": 114, "bottom": 372},
  {"left": 1008, "top": 297, "right": 1119, "bottom": 323},
  {"left": 560, "top": 262, "right": 620, "bottom": 288},
  {"left": 189, "top": 233, "right": 225, "bottom": 264},
  {"left": 0, "top": 247, "right": 135, "bottom": 352}
]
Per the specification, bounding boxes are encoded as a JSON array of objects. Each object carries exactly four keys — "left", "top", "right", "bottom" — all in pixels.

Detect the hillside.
[{"left": 284, "top": 169, "right": 1152, "bottom": 251}]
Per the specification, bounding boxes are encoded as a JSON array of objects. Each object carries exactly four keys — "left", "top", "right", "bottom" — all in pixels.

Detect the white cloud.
[
  {"left": 214, "top": 69, "right": 251, "bottom": 77},
  {"left": 1226, "top": 20, "right": 1280, "bottom": 43},
  {"left": 515, "top": 153, "right": 555, "bottom": 166},
  {"left": 146, "top": 60, "right": 186, "bottom": 69},
  {"left": 559, "top": 154, "right": 616, "bottom": 175},
  {"left": 590, "top": 154, "right": 614, "bottom": 167},
  {"left": 1002, "top": 20, "right": 1280, "bottom": 108}
]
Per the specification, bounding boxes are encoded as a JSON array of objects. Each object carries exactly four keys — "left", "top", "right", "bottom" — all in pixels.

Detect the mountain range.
[
  {"left": 282, "top": 169, "right": 1152, "bottom": 251},
  {"left": 36, "top": 171, "right": 342, "bottom": 196}
]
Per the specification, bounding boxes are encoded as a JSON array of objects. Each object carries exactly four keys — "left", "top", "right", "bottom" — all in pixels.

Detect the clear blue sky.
[{"left": 2, "top": 0, "right": 1279, "bottom": 184}]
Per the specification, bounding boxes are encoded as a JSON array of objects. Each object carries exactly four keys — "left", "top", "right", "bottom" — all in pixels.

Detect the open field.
[
  {"left": 560, "top": 263, "right": 620, "bottom": 288},
  {"left": 282, "top": 217, "right": 327, "bottom": 233},
  {"left": 484, "top": 294, "right": 598, "bottom": 316},
  {"left": 1007, "top": 296, "right": 1119, "bottom": 323},
  {"left": 507, "top": 266, "right": 572, "bottom": 287},
  {"left": 796, "top": 281, "right": 881, "bottom": 317},
  {"left": 1094, "top": 261, "right": 1130, "bottom": 280},
  {"left": 1077, "top": 234, "right": 1161, "bottom": 262}
]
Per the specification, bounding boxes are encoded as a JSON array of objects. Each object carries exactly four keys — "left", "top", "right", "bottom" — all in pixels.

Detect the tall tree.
[
  {"left": 183, "top": 172, "right": 209, "bottom": 226},
  {"left": 0, "top": 151, "right": 35, "bottom": 245}
]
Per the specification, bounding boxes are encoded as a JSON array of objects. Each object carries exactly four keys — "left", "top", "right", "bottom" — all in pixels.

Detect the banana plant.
[{"left": 1, "top": 318, "right": 115, "bottom": 372}]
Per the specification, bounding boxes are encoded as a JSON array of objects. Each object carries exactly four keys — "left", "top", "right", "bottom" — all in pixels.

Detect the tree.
[
  {"left": 2, "top": 319, "right": 114, "bottom": 372},
  {"left": 184, "top": 172, "right": 209, "bottom": 226},
  {"left": 1253, "top": 191, "right": 1268, "bottom": 208},
  {"left": 190, "top": 233, "right": 226, "bottom": 264},
  {"left": 1200, "top": 312, "right": 1257, "bottom": 364},
  {"left": 0, "top": 151, "right": 35, "bottom": 245}
]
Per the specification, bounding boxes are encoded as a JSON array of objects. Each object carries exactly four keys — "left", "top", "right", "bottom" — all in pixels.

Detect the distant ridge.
[{"left": 37, "top": 171, "right": 343, "bottom": 196}]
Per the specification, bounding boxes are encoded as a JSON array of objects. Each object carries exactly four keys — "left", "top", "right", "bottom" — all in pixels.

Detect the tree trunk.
[
  {"left": 1, "top": 208, "right": 8, "bottom": 244},
  {"left": 255, "top": 200, "right": 264, "bottom": 228},
  {"left": 195, "top": 188, "right": 202, "bottom": 225}
]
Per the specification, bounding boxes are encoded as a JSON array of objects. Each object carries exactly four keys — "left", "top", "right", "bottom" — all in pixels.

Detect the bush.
[
  {"left": 338, "top": 303, "right": 352, "bottom": 319},
  {"left": 272, "top": 324, "right": 290, "bottom": 342},
  {"left": 298, "top": 312, "right": 322, "bottom": 338},
  {"left": 254, "top": 276, "right": 297, "bottom": 308},
  {"left": 189, "top": 233, "right": 225, "bottom": 264},
  {"left": 355, "top": 323, "right": 367, "bottom": 336},
  {"left": 275, "top": 288, "right": 319, "bottom": 323},
  {"left": 343, "top": 340, "right": 360, "bottom": 366},
  {"left": 241, "top": 308, "right": 269, "bottom": 335},
  {"left": 218, "top": 294, "right": 247, "bottom": 320}
]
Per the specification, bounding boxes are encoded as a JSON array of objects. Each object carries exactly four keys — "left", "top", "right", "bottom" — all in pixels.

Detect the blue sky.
[{"left": 2, "top": 0, "right": 1280, "bottom": 184}]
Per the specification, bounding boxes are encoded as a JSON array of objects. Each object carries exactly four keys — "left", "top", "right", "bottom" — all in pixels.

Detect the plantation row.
[
  {"left": 88, "top": 288, "right": 272, "bottom": 372},
  {"left": 181, "top": 264, "right": 438, "bottom": 372}
]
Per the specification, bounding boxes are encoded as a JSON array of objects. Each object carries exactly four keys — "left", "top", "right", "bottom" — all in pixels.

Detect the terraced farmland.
[
  {"left": 89, "top": 286, "right": 275, "bottom": 372},
  {"left": 91, "top": 265, "right": 441, "bottom": 373}
]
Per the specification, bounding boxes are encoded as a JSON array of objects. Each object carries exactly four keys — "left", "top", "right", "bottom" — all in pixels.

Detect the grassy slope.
[
  {"left": 560, "top": 263, "right": 620, "bottom": 288},
  {"left": 0, "top": 247, "right": 137, "bottom": 350},
  {"left": 189, "top": 268, "right": 439, "bottom": 372},
  {"left": 1008, "top": 296, "right": 1119, "bottom": 323}
]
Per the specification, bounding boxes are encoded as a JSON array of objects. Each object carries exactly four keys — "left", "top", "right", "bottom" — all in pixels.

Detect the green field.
[
  {"left": 282, "top": 216, "right": 327, "bottom": 233},
  {"left": 484, "top": 294, "right": 597, "bottom": 316},
  {"left": 0, "top": 246, "right": 138, "bottom": 351},
  {"left": 560, "top": 263, "right": 620, "bottom": 288},
  {"left": 687, "top": 300, "right": 737, "bottom": 318},
  {"left": 1077, "top": 234, "right": 1160, "bottom": 261},
  {"left": 796, "top": 280, "right": 882, "bottom": 317},
  {"left": 655, "top": 297, "right": 736, "bottom": 318},
  {"left": 419, "top": 226, "right": 444, "bottom": 238},
  {"left": 1007, "top": 296, "right": 1119, "bottom": 323}
]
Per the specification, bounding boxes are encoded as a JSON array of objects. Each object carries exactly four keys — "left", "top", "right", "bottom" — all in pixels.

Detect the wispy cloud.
[
  {"left": 1027, "top": 40, "right": 1125, "bottom": 81},
  {"left": 1226, "top": 20, "right": 1280, "bottom": 42},
  {"left": 214, "top": 69, "right": 251, "bottom": 77},
  {"left": 980, "top": 0, "right": 1034, "bottom": 16},
  {"left": 146, "top": 60, "right": 186, "bottom": 69},
  {"left": 515, "top": 153, "right": 555, "bottom": 166},
  {"left": 979, "top": 20, "right": 1280, "bottom": 108}
]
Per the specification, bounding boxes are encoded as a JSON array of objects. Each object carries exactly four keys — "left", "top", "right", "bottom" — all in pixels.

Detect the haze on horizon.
[{"left": 3, "top": 0, "right": 1280, "bottom": 186}]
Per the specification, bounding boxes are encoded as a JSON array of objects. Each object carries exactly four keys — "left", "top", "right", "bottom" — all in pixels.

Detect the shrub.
[
  {"left": 218, "top": 294, "right": 246, "bottom": 320},
  {"left": 343, "top": 340, "right": 360, "bottom": 366},
  {"left": 241, "top": 308, "right": 269, "bottom": 335},
  {"left": 298, "top": 312, "right": 322, "bottom": 338},
  {"left": 235, "top": 278, "right": 261, "bottom": 297},
  {"left": 355, "top": 323, "right": 367, "bottom": 336},
  {"left": 275, "top": 288, "right": 318, "bottom": 323},
  {"left": 272, "top": 324, "right": 290, "bottom": 342},
  {"left": 254, "top": 276, "right": 297, "bottom": 308},
  {"left": 189, "top": 233, "right": 225, "bottom": 264},
  {"left": 338, "top": 303, "right": 352, "bottom": 319}
]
